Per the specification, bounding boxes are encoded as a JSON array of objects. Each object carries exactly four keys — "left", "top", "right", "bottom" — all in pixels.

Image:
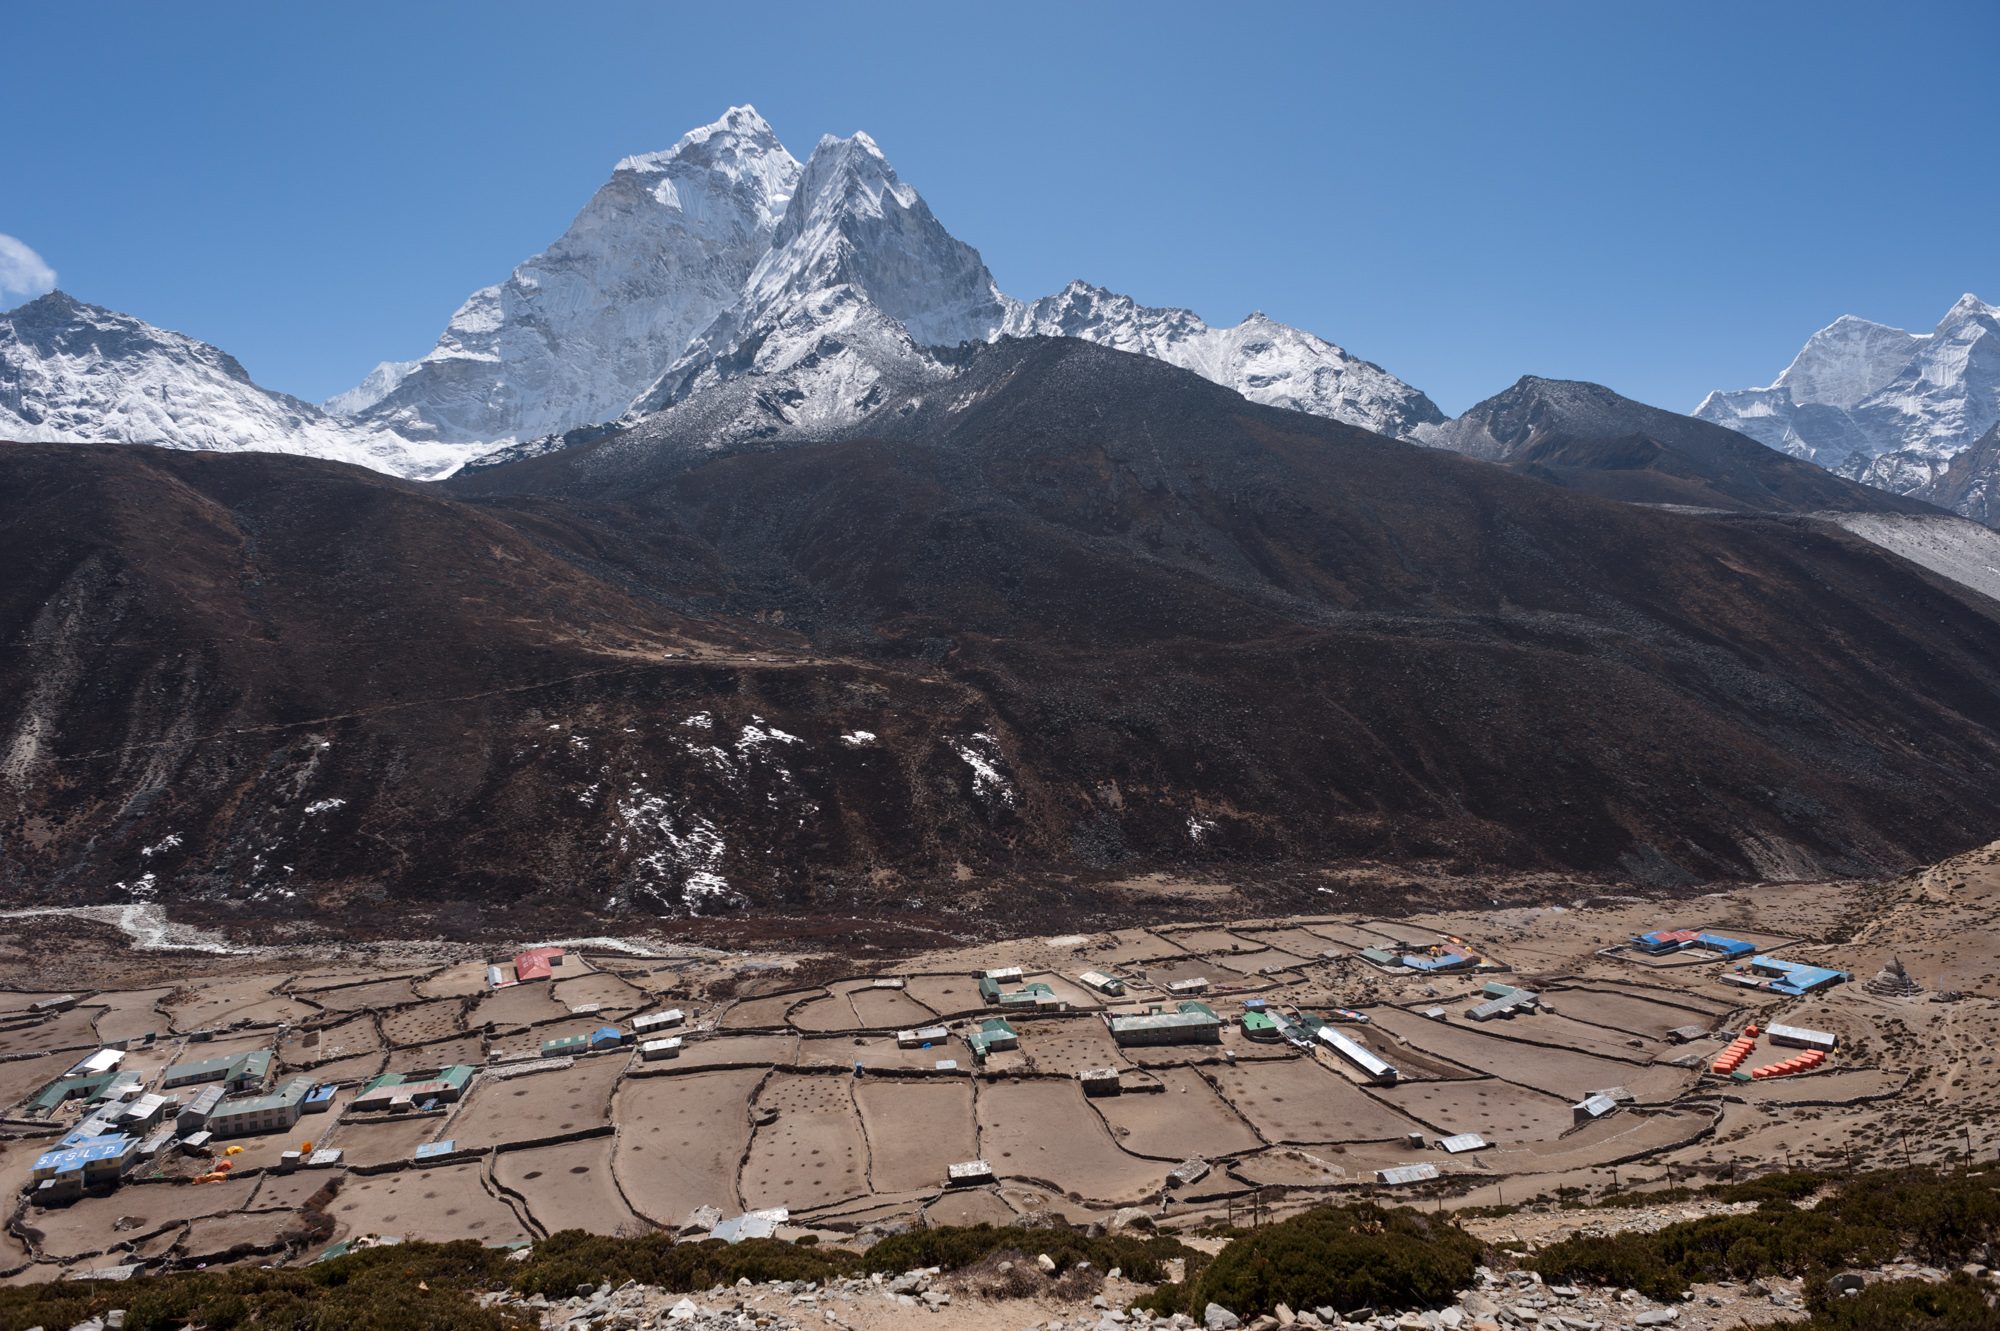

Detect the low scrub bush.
[
  {"left": 0, "top": 1241, "right": 525, "bottom": 1331},
  {"left": 1138, "top": 1203, "right": 1480, "bottom": 1318},
  {"left": 859, "top": 1224, "right": 1191, "bottom": 1283},
  {"left": 511, "top": 1232, "right": 860, "bottom": 1296},
  {"left": 1798, "top": 1276, "right": 2000, "bottom": 1330},
  {"left": 1533, "top": 1167, "right": 2000, "bottom": 1299}
]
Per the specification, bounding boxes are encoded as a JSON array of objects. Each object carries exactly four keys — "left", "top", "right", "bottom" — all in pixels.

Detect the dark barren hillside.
[{"left": 8, "top": 340, "right": 2000, "bottom": 935}]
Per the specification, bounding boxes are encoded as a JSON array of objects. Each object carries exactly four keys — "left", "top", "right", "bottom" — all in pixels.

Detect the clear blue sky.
[{"left": 6, "top": 2, "right": 1995, "bottom": 416}]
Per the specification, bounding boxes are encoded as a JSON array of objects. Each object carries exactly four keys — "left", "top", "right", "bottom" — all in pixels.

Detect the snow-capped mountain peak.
[
  {"left": 1696, "top": 292, "right": 2000, "bottom": 524},
  {"left": 1697, "top": 293, "right": 1999, "bottom": 464},
  {"left": 619, "top": 129, "right": 1016, "bottom": 441},
  {"left": 322, "top": 358, "right": 417, "bottom": 416},
  {"left": 0, "top": 292, "right": 483, "bottom": 478},
  {"left": 746, "top": 130, "right": 1015, "bottom": 349},
  {"left": 32, "top": 109, "right": 1445, "bottom": 475},
  {"left": 1006, "top": 280, "right": 1443, "bottom": 439},
  {"left": 347, "top": 105, "right": 802, "bottom": 444}
]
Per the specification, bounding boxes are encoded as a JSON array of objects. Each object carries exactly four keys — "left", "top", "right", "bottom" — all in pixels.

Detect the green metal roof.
[
  {"left": 164, "top": 1049, "right": 270, "bottom": 1085},
  {"left": 215, "top": 1076, "right": 311, "bottom": 1118},
  {"left": 29, "top": 1070, "right": 125, "bottom": 1113}
]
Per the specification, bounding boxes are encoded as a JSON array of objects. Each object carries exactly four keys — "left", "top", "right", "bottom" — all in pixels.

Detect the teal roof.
[
  {"left": 215, "top": 1076, "right": 311, "bottom": 1118},
  {"left": 164, "top": 1049, "right": 270, "bottom": 1085},
  {"left": 30, "top": 1070, "right": 125, "bottom": 1113}
]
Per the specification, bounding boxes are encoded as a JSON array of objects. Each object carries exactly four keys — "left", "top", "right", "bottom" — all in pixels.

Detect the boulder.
[{"left": 1204, "top": 1303, "right": 1241, "bottom": 1330}]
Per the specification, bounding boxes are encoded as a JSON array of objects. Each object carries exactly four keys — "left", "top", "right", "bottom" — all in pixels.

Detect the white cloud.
[{"left": 0, "top": 234, "right": 57, "bottom": 304}]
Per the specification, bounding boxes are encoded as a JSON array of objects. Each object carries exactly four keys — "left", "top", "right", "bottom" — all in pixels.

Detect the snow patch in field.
[
  {"left": 303, "top": 798, "right": 346, "bottom": 816},
  {"left": 681, "top": 712, "right": 713, "bottom": 730},
  {"left": 1188, "top": 815, "right": 1218, "bottom": 843},
  {"left": 948, "top": 733, "right": 1015, "bottom": 807},
  {"left": 839, "top": 730, "right": 876, "bottom": 747},
  {"left": 139, "top": 833, "right": 182, "bottom": 858}
]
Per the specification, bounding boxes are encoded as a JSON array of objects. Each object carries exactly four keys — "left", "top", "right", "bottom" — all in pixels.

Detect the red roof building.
[{"left": 513, "top": 946, "right": 564, "bottom": 983}]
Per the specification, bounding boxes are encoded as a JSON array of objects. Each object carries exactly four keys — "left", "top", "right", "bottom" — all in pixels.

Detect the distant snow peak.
[
  {"left": 322, "top": 359, "right": 417, "bottom": 416},
  {"left": 1697, "top": 294, "right": 2000, "bottom": 469},
  {"left": 1007, "top": 280, "right": 1443, "bottom": 439},
  {"left": 0, "top": 292, "right": 485, "bottom": 479}
]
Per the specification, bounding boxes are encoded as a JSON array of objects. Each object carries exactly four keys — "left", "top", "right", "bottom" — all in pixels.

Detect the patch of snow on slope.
[
  {"left": 615, "top": 786, "right": 736, "bottom": 912},
  {"left": 948, "top": 733, "right": 1015, "bottom": 807}
]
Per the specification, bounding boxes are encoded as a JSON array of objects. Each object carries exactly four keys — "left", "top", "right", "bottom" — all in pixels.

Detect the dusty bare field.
[
  {"left": 614, "top": 1067, "right": 764, "bottom": 1225},
  {"left": 739, "top": 1073, "right": 870, "bottom": 1212},
  {"left": 325, "top": 1163, "right": 528, "bottom": 1245},
  {"left": 853, "top": 1079, "right": 977, "bottom": 1193},
  {"left": 1093, "top": 1066, "right": 1262, "bottom": 1160},
  {"left": 2, "top": 843, "right": 1997, "bottom": 1277},
  {"left": 1204, "top": 1057, "right": 1420, "bottom": 1144},
  {"left": 976, "top": 1078, "right": 1164, "bottom": 1204},
  {"left": 493, "top": 1136, "right": 639, "bottom": 1236},
  {"left": 447, "top": 1054, "right": 626, "bottom": 1149}
]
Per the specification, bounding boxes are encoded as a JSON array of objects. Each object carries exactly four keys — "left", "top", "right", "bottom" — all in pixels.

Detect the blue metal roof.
[
  {"left": 35, "top": 1135, "right": 135, "bottom": 1174},
  {"left": 1696, "top": 933, "right": 1754, "bottom": 958},
  {"left": 1750, "top": 956, "right": 1847, "bottom": 995}
]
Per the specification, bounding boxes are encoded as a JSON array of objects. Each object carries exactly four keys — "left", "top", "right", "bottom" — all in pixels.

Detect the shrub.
[
  {"left": 1798, "top": 1275, "right": 2000, "bottom": 1330},
  {"left": 1532, "top": 1168, "right": 2000, "bottom": 1300},
  {"left": 859, "top": 1224, "right": 1192, "bottom": 1283},
  {"left": 0, "top": 1241, "right": 525, "bottom": 1331},
  {"left": 510, "top": 1232, "right": 859, "bottom": 1296},
  {"left": 1142, "top": 1204, "right": 1480, "bottom": 1319}
]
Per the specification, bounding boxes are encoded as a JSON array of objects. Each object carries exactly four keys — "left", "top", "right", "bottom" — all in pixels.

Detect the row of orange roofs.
[
  {"left": 1711, "top": 1024, "right": 1761, "bottom": 1075},
  {"left": 1711, "top": 1021, "right": 1833, "bottom": 1082},
  {"left": 1747, "top": 1048, "right": 1827, "bottom": 1079}
]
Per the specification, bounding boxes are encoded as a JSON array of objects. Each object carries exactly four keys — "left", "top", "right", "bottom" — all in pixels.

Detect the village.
[{"left": 0, "top": 864, "right": 1993, "bottom": 1289}]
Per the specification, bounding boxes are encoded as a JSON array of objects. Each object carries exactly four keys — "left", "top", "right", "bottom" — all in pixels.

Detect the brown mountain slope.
[
  {"left": 1417, "top": 376, "right": 1939, "bottom": 515},
  {"left": 8, "top": 342, "right": 2000, "bottom": 930}
]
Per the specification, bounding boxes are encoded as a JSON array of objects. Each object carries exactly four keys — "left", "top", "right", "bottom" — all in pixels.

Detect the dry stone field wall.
[{"left": 2, "top": 860, "right": 1997, "bottom": 1282}]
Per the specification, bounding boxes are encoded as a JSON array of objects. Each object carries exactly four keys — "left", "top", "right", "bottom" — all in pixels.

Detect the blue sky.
[{"left": 5, "top": 2, "right": 1994, "bottom": 416}]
